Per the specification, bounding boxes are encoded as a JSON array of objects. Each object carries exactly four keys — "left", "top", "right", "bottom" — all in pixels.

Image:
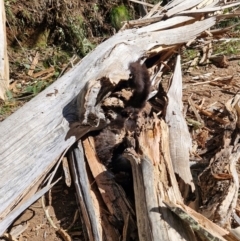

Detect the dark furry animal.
[
  {"left": 111, "top": 138, "right": 133, "bottom": 173},
  {"left": 127, "top": 62, "right": 151, "bottom": 109}
]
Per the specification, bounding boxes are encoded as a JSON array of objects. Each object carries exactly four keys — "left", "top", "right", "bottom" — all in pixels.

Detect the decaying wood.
[
  {"left": 0, "top": 0, "right": 9, "bottom": 100},
  {"left": 27, "top": 52, "right": 39, "bottom": 76},
  {"left": 1, "top": 1, "right": 240, "bottom": 240},
  {"left": 164, "top": 201, "right": 240, "bottom": 241},
  {"left": 129, "top": 0, "right": 154, "bottom": 8},
  {"left": 166, "top": 0, "right": 204, "bottom": 17},
  {"left": 199, "top": 93, "right": 240, "bottom": 228},
  {"left": 195, "top": 104, "right": 230, "bottom": 125},
  {"left": 123, "top": 117, "right": 197, "bottom": 241},
  {"left": 209, "top": 54, "right": 229, "bottom": 68},
  {"left": 82, "top": 137, "right": 136, "bottom": 239},
  {"left": 199, "top": 139, "right": 240, "bottom": 228},
  {"left": 68, "top": 144, "right": 102, "bottom": 241},
  {"left": 165, "top": 55, "right": 195, "bottom": 193}
]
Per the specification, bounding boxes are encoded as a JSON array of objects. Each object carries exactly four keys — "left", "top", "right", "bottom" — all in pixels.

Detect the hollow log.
[{"left": 1, "top": 1, "right": 240, "bottom": 240}]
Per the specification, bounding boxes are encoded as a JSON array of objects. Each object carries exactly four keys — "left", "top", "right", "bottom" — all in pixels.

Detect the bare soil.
[
  {"left": 9, "top": 177, "right": 82, "bottom": 241},
  {"left": 183, "top": 59, "right": 240, "bottom": 108}
]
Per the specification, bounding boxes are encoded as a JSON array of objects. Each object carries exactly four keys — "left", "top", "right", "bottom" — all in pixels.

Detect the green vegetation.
[
  {"left": 66, "top": 17, "right": 95, "bottom": 56},
  {"left": 2, "top": 1, "right": 132, "bottom": 121},
  {"left": 182, "top": 49, "right": 198, "bottom": 62},
  {"left": 23, "top": 81, "right": 48, "bottom": 97},
  {"left": 215, "top": 16, "right": 240, "bottom": 36},
  {"left": 110, "top": 5, "right": 131, "bottom": 30},
  {"left": 4, "top": 0, "right": 17, "bottom": 24},
  {"left": 35, "top": 29, "right": 50, "bottom": 48},
  {"left": 217, "top": 16, "right": 240, "bottom": 29},
  {"left": 213, "top": 39, "right": 240, "bottom": 55},
  {"left": 0, "top": 101, "right": 15, "bottom": 118},
  {"left": 0, "top": 90, "right": 17, "bottom": 120}
]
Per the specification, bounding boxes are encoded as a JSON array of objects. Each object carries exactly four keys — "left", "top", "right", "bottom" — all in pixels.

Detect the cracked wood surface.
[
  {"left": 0, "top": 0, "right": 9, "bottom": 100},
  {"left": 0, "top": 18, "right": 216, "bottom": 227}
]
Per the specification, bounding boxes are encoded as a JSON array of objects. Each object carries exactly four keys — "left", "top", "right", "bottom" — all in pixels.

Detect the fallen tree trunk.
[
  {"left": 0, "top": 0, "right": 9, "bottom": 100},
  {"left": 0, "top": 17, "right": 215, "bottom": 226},
  {"left": 1, "top": 1, "right": 240, "bottom": 240}
]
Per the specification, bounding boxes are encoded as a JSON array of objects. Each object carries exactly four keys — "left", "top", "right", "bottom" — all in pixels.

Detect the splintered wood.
[
  {"left": 0, "top": 0, "right": 9, "bottom": 100},
  {"left": 1, "top": 1, "right": 240, "bottom": 241}
]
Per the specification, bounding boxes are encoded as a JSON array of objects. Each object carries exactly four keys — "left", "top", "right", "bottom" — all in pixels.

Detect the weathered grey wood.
[
  {"left": 164, "top": 201, "right": 239, "bottom": 241},
  {"left": 0, "top": 0, "right": 9, "bottom": 100},
  {"left": 180, "top": 2, "right": 240, "bottom": 15},
  {"left": 137, "top": 16, "right": 195, "bottom": 33},
  {"left": 164, "top": 0, "right": 185, "bottom": 10},
  {"left": 68, "top": 144, "right": 101, "bottom": 241},
  {"left": 0, "top": 17, "right": 217, "bottom": 228},
  {"left": 141, "top": 157, "right": 160, "bottom": 240},
  {"left": 124, "top": 117, "right": 197, "bottom": 241},
  {"left": 165, "top": 55, "right": 195, "bottom": 191},
  {"left": 0, "top": 177, "right": 60, "bottom": 234},
  {"left": 124, "top": 151, "right": 152, "bottom": 241},
  {"left": 166, "top": 0, "right": 203, "bottom": 17}
]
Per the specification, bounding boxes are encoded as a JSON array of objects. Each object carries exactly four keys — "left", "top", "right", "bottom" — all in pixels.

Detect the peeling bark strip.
[
  {"left": 1, "top": 1, "right": 240, "bottom": 239},
  {"left": 165, "top": 55, "right": 195, "bottom": 191},
  {"left": 0, "top": 0, "right": 9, "bottom": 100}
]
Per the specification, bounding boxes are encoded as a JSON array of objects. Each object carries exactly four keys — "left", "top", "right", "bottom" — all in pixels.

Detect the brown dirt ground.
[
  {"left": 8, "top": 176, "right": 83, "bottom": 241},
  {"left": 182, "top": 58, "right": 240, "bottom": 155},
  {"left": 183, "top": 59, "right": 240, "bottom": 108}
]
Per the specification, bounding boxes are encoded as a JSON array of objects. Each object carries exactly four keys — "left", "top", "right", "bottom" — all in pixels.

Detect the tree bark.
[{"left": 0, "top": 0, "right": 9, "bottom": 100}]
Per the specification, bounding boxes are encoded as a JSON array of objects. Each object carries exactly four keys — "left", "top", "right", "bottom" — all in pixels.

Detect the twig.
[
  {"left": 228, "top": 55, "right": 240, "bottom": 61},
  {"left": 48, "top": 189, "right": 52, "bottom": 207},
  {"left": 0, "top": 177, "right": 62, "bottom": 234},
  {"left": 41, "top": 196, "right": 72, "bottom": 241},
  {"left": 188, "top": 75, "right": 233, "bottom": 86},
  {"left": 199, "top": 98, "right": 205, "bottom": 109},
  {"left": 57, "top": 55, "right": 79, "bottom": 79},
  {"left": 195, "top": 104, "right": 229, "bottom": 125},
  {"left": 129, "top": 0, "right": 154, "bottom": 7},
  {"left": 188, "top": 96, "right": 204, "bottom": 125},
  {"left": 47, "top": 151, "right": 68, "bottom": 186},
  {"left": 32, "top": 66, "right": 55, "bottom": 78},
  {"left": 2, "top": 233, "right": 18, "bottom": 241},
  {"left": 41, "top": 195, "right": 57, "bottom": 229},
  {"left": 57, "top": 228, "right": 72, "bottom": 241},
  {"left": 67, "top": 210, "right": 79, "bottom": 231},
  {"left": 5, "top": 18, "right": 25, "bottom": 54},
  {"left": 211, "top": 22, "right": 240, "bottom": 35},
  {"left": 28, "top": 52, "right": 39, "bottom": 77},
  {"left": 199, "top": 45, "right": 208, "bottom": 64},
  {"left": 62, "top": 157, "right": 72, "bottom": 187}
]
